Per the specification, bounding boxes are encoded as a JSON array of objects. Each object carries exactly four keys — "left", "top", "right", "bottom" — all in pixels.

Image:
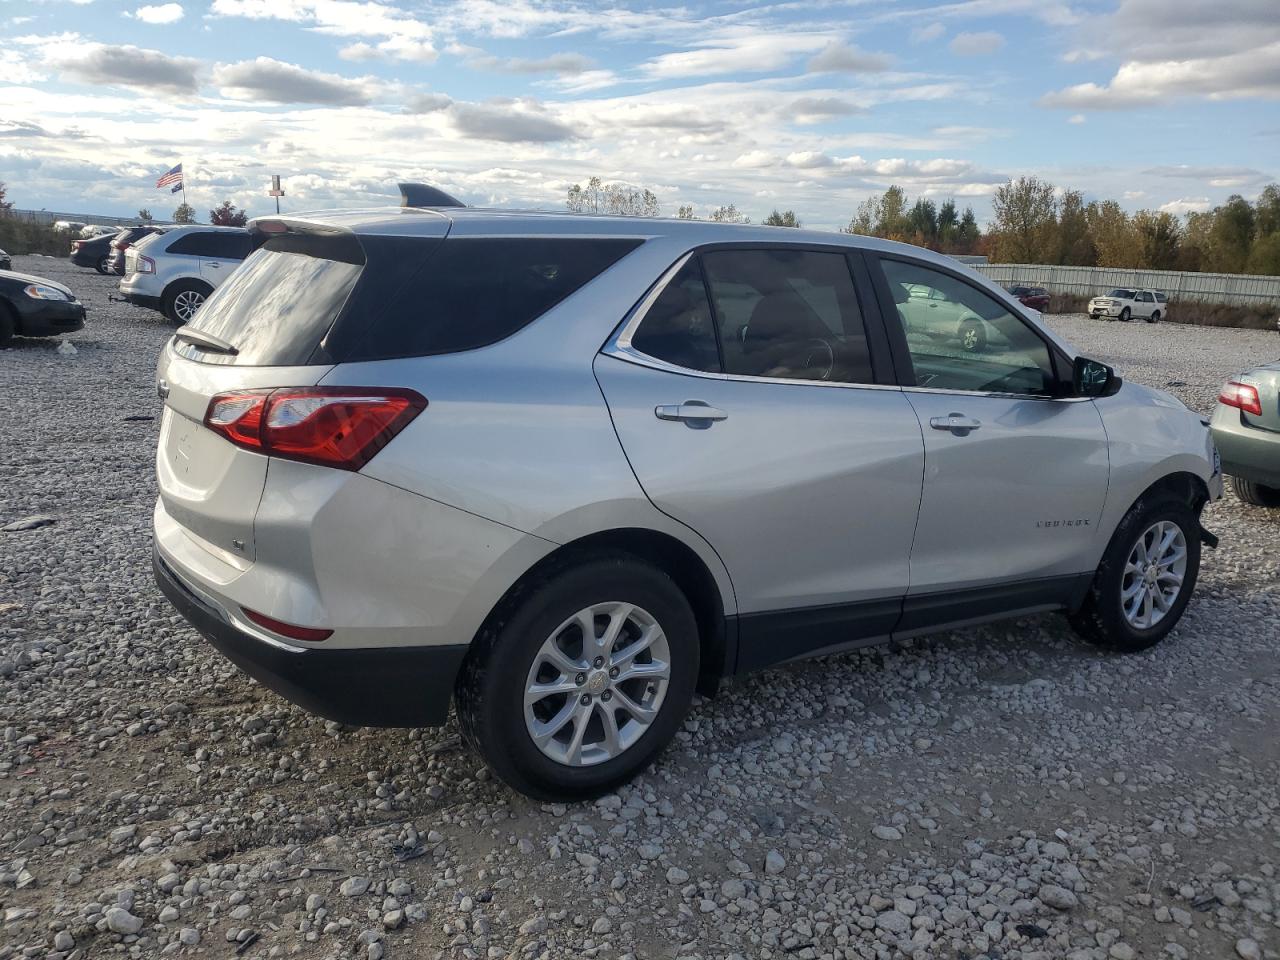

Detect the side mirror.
[{"left": 1073, "top": 356, "right": 1121, "bottom": 398}]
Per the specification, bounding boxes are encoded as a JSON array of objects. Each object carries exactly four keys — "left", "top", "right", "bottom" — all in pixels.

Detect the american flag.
[{"left": 155, "top": 163, "right": 183, "bottom": 188}]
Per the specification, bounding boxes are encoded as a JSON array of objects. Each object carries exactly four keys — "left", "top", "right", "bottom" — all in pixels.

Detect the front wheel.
[
  {"left": 1119, "top": 307, "right": 1131, "bottom": 322},
  {"left": 456, "top": 556, "right": 699, "bottom": 800},
  {"left": 1146, "top": 311, "right": 1161, "bottom": 324},
  {"left": 162, "top": 281, "right": 211, "bottom": 325},
  {"left": 1068, "top": 496, "right": 1200, "bottom": 652},
  {"left": 1231, "top": 476, "right": 1280, "bottom": 507},
  {"left": 958, "top": 318, "right": 987, "bottom": 352}
]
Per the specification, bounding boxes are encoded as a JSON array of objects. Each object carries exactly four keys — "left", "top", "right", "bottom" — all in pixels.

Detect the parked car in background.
[
  {"left": 1212, "top": 359, "right": 1280, "bottom": 507},
  {"left": 151, "top": 207, "right": 1221, "bottom": 800},
  {"left": 108, "top": 226, "right": 165, "bottom": 276},
  {"left": 0, "top": 248, "right": 10, "bottom": 272},
  {"left": 0, "top": 269, "right": 86, "bottom": 347},
  {"left": 52, "top": 221, "right": 86, "bottom": 234},
  {"left": 898, "top": 279, "right": 1004, "bottom": 351},
  {"left": 1088, "top": 289, "right": 1168, "bottom": 323},
  {"left": 80, "top": 224, "right": 118, "bottom": 239},
  {"left": 1006, "top": 285, "right": 1050, "bottom": 311},
  {"left": 119, "top": 225, "right": 251, "bottom": 324},
  {"left": 70, "top": 231, "right": 122, "bottom": 274}
]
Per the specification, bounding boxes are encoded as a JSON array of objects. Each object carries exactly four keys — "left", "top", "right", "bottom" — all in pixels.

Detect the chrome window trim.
[
  {"left": 900, "top": 385, "right": 1094, "bottom": 404},
  {"left": 603, "top": 251, "right": 902, "bottom": 393}
]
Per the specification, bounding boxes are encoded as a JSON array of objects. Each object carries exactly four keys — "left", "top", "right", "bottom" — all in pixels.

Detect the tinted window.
[
  {"left": 700, "top": 248, "right": 873, "bottom": 384},
  {"left": 181, "top": 233, "right": 363, "bottom": 366},
  {"left": 167, "top": 231, "right": 249, "bottom": 259},
  {"left": 630, "top": 259, "right": 720, "bottom": 372},
  {"left": 880, "top": 258, "right": 1056, "bottom": 396},
  {"left": 1136, "top": 291, "right": 1153, "bottom": 302},
  {"left": 335, "top": 237, "right": 641, "bottom": 361},
  {"left": 1107, "top": 288, "right": 1135, "bottom": 299},
  {"left": 1155, "top": 293, "right": 1167, "bottom": 302}
]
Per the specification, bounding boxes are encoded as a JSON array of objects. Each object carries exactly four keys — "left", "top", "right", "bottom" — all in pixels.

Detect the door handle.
[
  {"left": 206, "top": 262, "right": 220, "bottom": 267},
  {"left": 929, "top": 413, "right": 981, "bottom": 435},
  {"left": 655, "top": 401, "right": 728, "bottom": 423}
]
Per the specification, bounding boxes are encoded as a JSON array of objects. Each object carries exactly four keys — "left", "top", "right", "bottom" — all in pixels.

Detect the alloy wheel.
[
  {"left": 174, "top": 290, "right": 205, "bottom": 323},
  {"left": 523, "top": 602, "right": 671, "bottom": 767},
  {"left": 1121, "top": 520, "right": 1187, "bottom": 630}
]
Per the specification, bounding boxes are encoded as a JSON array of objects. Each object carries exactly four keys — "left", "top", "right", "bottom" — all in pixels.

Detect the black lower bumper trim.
[{"left": 154, "top": 548, "right": 467, "bottom": 727}]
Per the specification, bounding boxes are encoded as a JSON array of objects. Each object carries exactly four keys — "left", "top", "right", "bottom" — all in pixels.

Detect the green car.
[{"left": 1212, "top": 354, "right": 1280, "bottom": 507}]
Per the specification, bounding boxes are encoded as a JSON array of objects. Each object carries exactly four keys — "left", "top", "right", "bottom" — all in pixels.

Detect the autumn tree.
[
  {"left": 137, "top": 208, "right": 153, "bottom": 222},
  {"left": 172, "top": 203, "right": 196, "bottom": 223},
  {"left": 676, "top": 204, "right": 695, "bottom": 219},
  {"left": 907, "top": 198, "right": 937, "bottom": 247},
  {"left": 210, "top": 200, "right": 248, "bottom": 227},
  {"left": 709, "top": 204, "right": 750, "bottom": 224},
  {"left": 0, "top": 181, "right": 11, "bottom": 214},
  {"left": 990, "top": 176, "right": 1056, "bottom": 263},
  {"left": 1085, "top": 200, "right": 1133, "bottom": 267},
  {"left": 1207, "top": 195, "right": 1255, "bottom": 273},
  {"left": 846, "top": 185, "right": 909, "bottom": 240},
  {"left": 1055, "top": 190, "right": 1095, "bottom": 265},
  {"left": 566, "top": 176, "right": 660, "bottom": 217},
  {"left": 1133, "top": 210, "right": 1181, "bottom": 270},
  {"left": 763, "top": 209, "right": 801, "bottom": 227}
]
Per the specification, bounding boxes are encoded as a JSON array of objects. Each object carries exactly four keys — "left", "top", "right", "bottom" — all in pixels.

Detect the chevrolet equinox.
[{"left": 153, "top": 206, "right": 1222, "bottom": 799}]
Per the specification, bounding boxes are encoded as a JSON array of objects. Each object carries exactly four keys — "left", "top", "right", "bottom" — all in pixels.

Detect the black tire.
[
  {"left": 1231, "top": 476, "right": 1280, "bottom": 508},
  {"left": 0, "top": 302, "right": 15, "bottom": 347},
  {"left": 95, "top": 255, "right": 111, "bottom": 275},
  {"left": 162, "top": 280, "right": 211, "bottom": 325},
  {"left": 456, "top": 554, "right": 699, "bottom": 800},
  {"left": 1119, "top": 307, "right": 1131, "bottom": 322},
  {"left": 958, "top": 318, "right": 987, "bottom": 352},
  {"left": 1146, "top": 310, "right": 1160, "bottom": 324},
  {"left": 1068, "top": 494, "right": 1201, "bottom": 652}
]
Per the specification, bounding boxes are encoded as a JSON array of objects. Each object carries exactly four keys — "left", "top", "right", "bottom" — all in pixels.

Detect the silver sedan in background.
[{"left": 1213, "top": 339, "right": 1280, "bottom": 507}]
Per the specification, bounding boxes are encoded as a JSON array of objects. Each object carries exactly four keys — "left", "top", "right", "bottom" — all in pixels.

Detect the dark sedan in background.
[
  {"left": 0, "top": 270, "right": 86, "bottom": 346},
  {"left": 70, "top": 232, "right": 119, "bottom": 274},
  {"left": 0, "top": 248, "right": 11, "bottom": 272},
  {"left": 107, "top": 226, "right": 164, "bottom": 275}
]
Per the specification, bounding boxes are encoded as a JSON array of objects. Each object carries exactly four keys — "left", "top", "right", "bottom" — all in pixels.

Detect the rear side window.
[
  {"left": 167, "top": 231, "right": 250, "bottom": 259},
  {"left": 181, "top": 233, "right": 363, "bottom": 366},
  {"left": 333, "top": 237, "right": 642, "bottom": 362},
  {"left": 629, "top": 259, "right": 720, "bottom": 373}
]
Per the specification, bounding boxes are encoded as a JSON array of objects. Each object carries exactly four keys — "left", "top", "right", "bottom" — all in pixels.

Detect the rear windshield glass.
[
  {"left": 329, "top": 237, "right": 643, "bottom": 362},
  {"left": 180, "top": 233, "right": 363, "bottom": 366},
  {"left": 1108, "top": 289, "right": 1135, "bottom": 298}
]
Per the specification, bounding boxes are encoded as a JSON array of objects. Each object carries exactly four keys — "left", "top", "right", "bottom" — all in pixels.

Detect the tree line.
[
  {"left": 567, "top": 177, "right": 801, "bottom": 228},
  {"left": 986, "top": 177, "right": 1280, "bottom": 275}
]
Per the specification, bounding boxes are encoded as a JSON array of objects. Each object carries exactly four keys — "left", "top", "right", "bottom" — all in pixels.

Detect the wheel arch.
[
  {"left": 467, "top": 526, "right": 734, "bottom": 699},
  {"left": 1137, "top": 470, "right": 1211, "bottom": 514},
  {"left": 0, "top": 297, "right": 20, "bottom": 337},
  {"left": 163, "top": 275, "right": 213, "bottom": 299}
]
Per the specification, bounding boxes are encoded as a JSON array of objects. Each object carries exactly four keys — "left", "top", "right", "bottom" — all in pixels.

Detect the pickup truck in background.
[{"left": 1088, "top": 288, "right": 1168, "bottom": 323}]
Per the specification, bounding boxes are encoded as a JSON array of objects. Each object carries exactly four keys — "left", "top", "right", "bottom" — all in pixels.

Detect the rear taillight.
[
  {"left": 1219, "top": 381, "right": 1262, "bottom": 416},
  {"left": 203, "top": 387, "right": 426, "bottom": 470},
  {"left": 242, "top": 607, "right": 332, "bottom": 642},
  {"left": 136, "top": 255, "right": 155, "bottom": 274},
  {"left": 71, "top": 241, "right": 82, "bottom": 251},
  {"left": 112, "top": 240, "right": 130, "bottom": 250}
]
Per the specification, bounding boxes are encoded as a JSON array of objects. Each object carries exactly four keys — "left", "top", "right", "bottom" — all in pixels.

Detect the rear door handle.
[
  {"left": 929, "top": 413, "right": 981, "bottom": 435},
  {"left": 655, "top": 401, "right": 728, "bottom": 423}
]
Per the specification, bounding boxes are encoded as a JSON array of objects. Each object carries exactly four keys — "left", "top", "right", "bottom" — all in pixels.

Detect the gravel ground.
[{"left": 2, "top": 255, "right": 1278, "bottom": 960}]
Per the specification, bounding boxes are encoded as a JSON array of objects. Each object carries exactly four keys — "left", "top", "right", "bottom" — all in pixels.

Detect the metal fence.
[
  {"left": 974, "top": 263, "right": 1280, "bottom": 308},
  {"left": 9, "top": 208, "right": 170, "bottom": 227}
]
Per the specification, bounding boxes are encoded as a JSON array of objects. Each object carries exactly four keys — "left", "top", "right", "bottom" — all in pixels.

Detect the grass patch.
[{"left": 0, "top": 215, "right": 71, "bottom": 257}]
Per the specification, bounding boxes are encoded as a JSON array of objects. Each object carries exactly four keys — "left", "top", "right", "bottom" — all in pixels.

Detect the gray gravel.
[{"left": 1, "top": 255, "right": 1278, "bottom": 960}]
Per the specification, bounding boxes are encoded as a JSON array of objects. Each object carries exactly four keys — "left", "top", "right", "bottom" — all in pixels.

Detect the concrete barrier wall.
[{"left": 975, "top": 263, "right": 1280, "bottom": 308}]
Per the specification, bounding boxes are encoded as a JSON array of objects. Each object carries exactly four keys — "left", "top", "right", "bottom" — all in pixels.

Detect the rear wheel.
[
  {"left": 1147, "top": 310, "right": 1161, "bottom": 324},
  {"left": 1231, "top": 476, "right": 1280, "bottom": 507},
  {"left": 958, "top": 318, "right": 987, "bottom": 352},
  {"left": 1119, "top": 307, "right": 1131, "bottom": 322},
  {"left": 1068, "top": 495, "right": 1200, "bottom": 652},
  {"left": 456, "top": 555, "right": 699, "bottom": 800},
  {"left": 95, "top": 255, "right": 111, "bottom": 274},
  {"left": 162, "top": 280, "right": 211, "bottom": 325}
]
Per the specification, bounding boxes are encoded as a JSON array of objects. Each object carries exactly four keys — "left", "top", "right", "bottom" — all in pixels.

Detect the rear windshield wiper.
[{"left": 173, "top": 328, "right": 238, "bottom": 356}]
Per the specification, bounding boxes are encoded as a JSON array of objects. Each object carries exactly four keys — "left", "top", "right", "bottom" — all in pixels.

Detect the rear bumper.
[
  {"left": 1212, "top": 409, "right": 1280, "bottom": 487},
  {"left": 154, "top": 547, "right": 467, "bottom": 727}
]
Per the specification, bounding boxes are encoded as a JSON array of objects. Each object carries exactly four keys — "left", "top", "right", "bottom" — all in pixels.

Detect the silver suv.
[
  {"left": 152, "top": 208, "right": 1222, "bottom": 799},
  {"left": 120, "top": 225, "right": 251, "bottom": 323}
]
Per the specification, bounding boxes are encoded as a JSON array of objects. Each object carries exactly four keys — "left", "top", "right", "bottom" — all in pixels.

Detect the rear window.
[
  {"left": 328, "top": 237, "right": 643, "bottom": 362},
  {"left": 180, "top": 233, "right": 363, "bottom": 366}
]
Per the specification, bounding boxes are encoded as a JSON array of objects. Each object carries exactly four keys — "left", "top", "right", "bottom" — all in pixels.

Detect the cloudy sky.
[{"left": 1, "top": 0, "right": 1276, "bottom": 229}]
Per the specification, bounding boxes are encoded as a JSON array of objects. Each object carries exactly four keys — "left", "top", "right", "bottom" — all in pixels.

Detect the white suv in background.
[
  {"left": 1088, "top": 288, "right": 1168, "bottom": 323},
  {"left": 120, "top": 225, "right": 252, "bottom": 324}
]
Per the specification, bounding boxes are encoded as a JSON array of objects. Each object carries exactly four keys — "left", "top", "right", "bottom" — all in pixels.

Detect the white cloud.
[
  {"left": 806, "top": 41, "right": 891, "bottom": 73},
  {"left": 910, "top": 22, "right": 945, "bottom": 44},
  {"left": 339, "top": 37, "right": 436, "bottom": 62},
  {"left": 1143, "top": 164, "right": 1272, "bottom": 188},
  {"left": 59, "top": 42, "right": 201, "bottom": 95},
  {"left": 132, "top": 3, "right": 184, "bottom": 23},
  {"left": 1068, "top": 113, "right": 1085, "bottom": 123},
  {"left": 641, "top": 32, "right": 830, "bottom": 79},
  {"left": 447, "top": 100, "right": 577, "bottom": 142},
  {"left": 949, "top": 31, "right": 1005, "bottom": 56},
  {"left": 214, "top": 57, "right": 376, "bottom": 105},
  {"left": 1159, "top": 197, "right": 1211, "bottom": 214}
]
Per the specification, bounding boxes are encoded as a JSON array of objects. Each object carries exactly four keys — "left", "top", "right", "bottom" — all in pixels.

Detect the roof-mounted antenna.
[{"left": 399, "top": 182, "right": 466, "bottom": 208}]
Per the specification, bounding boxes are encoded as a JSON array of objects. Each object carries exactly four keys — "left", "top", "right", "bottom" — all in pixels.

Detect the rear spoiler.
[{"left": 399, "top": 182, "right": 465, "bottom": 208}]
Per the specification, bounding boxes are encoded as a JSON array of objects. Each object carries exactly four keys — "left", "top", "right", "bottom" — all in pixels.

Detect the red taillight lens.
[
  {"left": 1219, "top": 381, "right": 1262, "bottom": 416},
  {"left": 138, "top": 255, "right": 155, "bottom": 274},
  {"left": 203, "top": 387, "right": 426, "bottom": 470},
  {"left": 242, "top": 607, "right": 332, "bottom": 642}
]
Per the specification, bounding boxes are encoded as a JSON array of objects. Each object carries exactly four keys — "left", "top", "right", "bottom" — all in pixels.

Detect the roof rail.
[{"left": 399, "top": 182, "right": 466, "bottom": 209}]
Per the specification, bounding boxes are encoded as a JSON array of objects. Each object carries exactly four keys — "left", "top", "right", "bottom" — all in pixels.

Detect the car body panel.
[
  {"left": 119, "top": 225, "right": 249, "bottom": 312},
  {"left": 1211, "top": 359, "right": 1280, "bottom": 486},
  {"left": 0, "top": 270, "right": 86, "bottom": 338}
]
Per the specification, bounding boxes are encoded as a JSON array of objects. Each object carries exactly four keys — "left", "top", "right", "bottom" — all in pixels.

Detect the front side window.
[
  {"left": 1136, "top": 291, "right": 1153, "bottom": 303},
  {"left": 880, "top": 258, "right": 1057, "bottom": 396},
  {"left": 1108, "top": 288, "right": 1135, "bottom": 299},
  {"left": 700, "top": 248, "right": 873, "bottom": 384}
]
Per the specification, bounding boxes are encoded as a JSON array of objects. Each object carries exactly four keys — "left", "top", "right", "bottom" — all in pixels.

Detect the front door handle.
[
  {"left": 929, "top": 413, "right": 981, "bottom": 435},
  {"left": 655, "top": 401, "right": 728, "bottom": 424}
]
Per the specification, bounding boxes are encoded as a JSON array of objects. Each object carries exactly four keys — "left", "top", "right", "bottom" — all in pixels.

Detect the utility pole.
[{"left": 269, "top": 175, "right": 284, "bottom": 214}]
